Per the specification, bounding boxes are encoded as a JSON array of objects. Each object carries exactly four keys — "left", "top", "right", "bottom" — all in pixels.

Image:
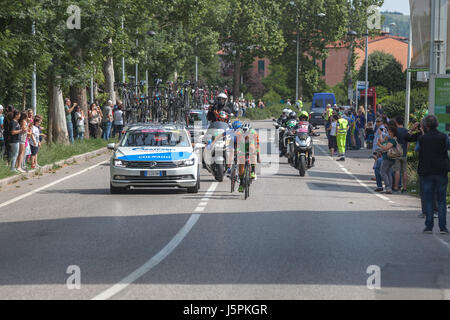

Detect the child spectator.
[
  {"left": 74, "top": 106, "right": 85, "bottom": 140},
  {"left": 30, "top": 116, "right": 42, "bottom": 169}
]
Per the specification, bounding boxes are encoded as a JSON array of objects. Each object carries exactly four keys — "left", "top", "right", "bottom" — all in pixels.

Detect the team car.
[{"left": 108, "top": 123, "right": 201, "bottom": 194}]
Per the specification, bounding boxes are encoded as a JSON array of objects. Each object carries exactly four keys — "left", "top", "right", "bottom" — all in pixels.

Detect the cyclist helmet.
[
  {"left": 232, "top": 120, "right": 243, "bottom": 130},
  {"left": 217, "top": 92, "right": 228, "bottom": 107},
  {"left": 218, "top": 110, "right": 229, "bottom": 122},
  {"left": 242, "top": 123, "right": 251, "bottom": 133},
  {"left": 289, "top": 111, "right": 297, "bottom": 119}
]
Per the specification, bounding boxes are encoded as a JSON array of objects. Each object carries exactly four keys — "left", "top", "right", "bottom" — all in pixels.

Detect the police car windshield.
[{"left": 121, "top": 129, "right": 190, "bottom": 147}]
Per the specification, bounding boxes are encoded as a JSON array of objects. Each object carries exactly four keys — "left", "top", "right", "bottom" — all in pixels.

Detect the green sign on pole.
[{"left": 433, "top": 75, "right": 450, "bottom": 133}]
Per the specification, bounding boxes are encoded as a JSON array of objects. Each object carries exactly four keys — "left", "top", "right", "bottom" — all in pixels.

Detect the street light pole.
[
  {"left": 122, "top": 17, "right": 125, "bottom": 83},
  {"left": 296, "top": 31, "right": 299, "bottom": 102},
  {"left": 364, "top": 29, "right": 369, "bottom": 123},
  {"left": 405, "top": 23, "right": 412, "bottom": 128},
  {"left": 135, "top": 37, "right": 139, "bottom": 95},
  {"left": 31, "top": 21, "right": 37, "bottom": 115}
]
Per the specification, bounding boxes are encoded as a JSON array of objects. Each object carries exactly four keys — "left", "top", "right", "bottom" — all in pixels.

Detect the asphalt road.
[{"left": 0, "top": 120, "right": 449, "bottom": 300}]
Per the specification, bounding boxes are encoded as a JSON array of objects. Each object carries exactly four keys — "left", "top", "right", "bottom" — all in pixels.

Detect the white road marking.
[
  {"left": 194, "top": 207, "right": 205, "bottom": 212},
  {"left": 92, "top": 182, "right": 219, "bottom": 300},
  {"left": 434, "top": 235, "right": 450, "bottom": 250},
  {"left": 198, "top": 202, "right": 208, "bottom": 207},
  {"left": 0, "top": 160, "right": 108, "bottom": 210}
]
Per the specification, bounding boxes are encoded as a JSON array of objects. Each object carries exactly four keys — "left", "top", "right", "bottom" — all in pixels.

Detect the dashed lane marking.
[{"left": 92, "top": 182, "right": 219, "bottom": 300}]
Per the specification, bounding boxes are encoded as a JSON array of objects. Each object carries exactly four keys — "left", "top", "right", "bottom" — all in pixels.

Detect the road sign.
[
  {"left": 357, "top": 81, "right": 369, "bottom": 90},
  {"left": 431, "top": 74, "right": 450, "bottom": 134}
]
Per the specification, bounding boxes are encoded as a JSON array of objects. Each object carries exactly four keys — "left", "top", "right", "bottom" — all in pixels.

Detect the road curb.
[{"left": 0, "top": 147, "right": 110, "bottom": 189}]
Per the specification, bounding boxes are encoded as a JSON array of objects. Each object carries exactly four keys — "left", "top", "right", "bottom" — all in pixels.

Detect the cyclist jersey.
[{"left": 235, "top": 128, "right": 260, "bottom": 154}]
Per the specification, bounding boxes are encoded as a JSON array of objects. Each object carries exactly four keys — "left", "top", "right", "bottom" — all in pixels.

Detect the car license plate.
[{"left": 143, "top": 171, "right": 164, "bottom": 177}]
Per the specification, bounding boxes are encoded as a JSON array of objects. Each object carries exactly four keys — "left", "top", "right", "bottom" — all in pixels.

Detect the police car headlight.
[
  {"left": 113, "top": 159, "right": 127, "bottom": 167},
  {"left": 176, "top": 158, "right": 195, "bottom": 167}
]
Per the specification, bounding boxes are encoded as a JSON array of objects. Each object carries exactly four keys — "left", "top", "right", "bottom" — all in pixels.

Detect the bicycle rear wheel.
[
  {"left": 244, "top": 162, "right": 250, "bottom": 200},
  {"left": 230, "top": 163, "right": 237, "bottom": 193}
]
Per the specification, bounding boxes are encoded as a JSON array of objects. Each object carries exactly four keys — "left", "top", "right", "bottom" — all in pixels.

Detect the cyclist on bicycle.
[
  {"left": 207, "top": 92, "right": 232, "bottom": 123},
  {"left": 225, "top": 120, "right": 244, "bottom": 177},
  {"left": 235, "top": 123, "right": 260, "bottom": 193}
]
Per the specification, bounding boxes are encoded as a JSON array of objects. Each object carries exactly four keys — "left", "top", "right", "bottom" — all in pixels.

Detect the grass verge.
[{"left": 0, "top": 137, "right": 117, "bottom": 180}]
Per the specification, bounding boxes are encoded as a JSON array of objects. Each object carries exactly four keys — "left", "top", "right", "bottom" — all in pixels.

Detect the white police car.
[{"left": 108, "top": 124, "right": 201, "bottom": 194}]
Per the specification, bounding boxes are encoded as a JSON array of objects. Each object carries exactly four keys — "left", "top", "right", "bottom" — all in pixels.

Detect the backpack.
[{"left": 387, "top": 137, "right": 403, "bottom": 159}]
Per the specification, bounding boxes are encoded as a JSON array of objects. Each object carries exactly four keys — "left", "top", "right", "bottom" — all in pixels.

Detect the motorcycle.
[
  {"left": 292, "top": 127, "right": 320, "bottom": 176},
  {"left": 201, "top": 121, "right": 231, "bottom": 182}
]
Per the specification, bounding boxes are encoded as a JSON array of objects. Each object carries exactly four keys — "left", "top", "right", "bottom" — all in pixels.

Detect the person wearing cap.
[{"left": 336, "top": 112, "right": 349, "bottom": 161}]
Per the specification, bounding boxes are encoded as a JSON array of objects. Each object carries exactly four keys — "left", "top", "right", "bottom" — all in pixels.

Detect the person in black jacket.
[
  {"left": 207, "top": 92, "right": 232, "bottom": 123},
  {"left": 416, "top": 115, "right": 449, "bottom": 234}
]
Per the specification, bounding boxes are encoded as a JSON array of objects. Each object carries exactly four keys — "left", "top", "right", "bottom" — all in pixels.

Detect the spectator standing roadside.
[
  {"left": 102, "top": 100, "right": 113, "bottom": 140},
  {"left": 74, "top": 106, "right": 85, "bottom": 140},
  {"left": 64, "top": 98, "right": 76, "bottom": 143},
  {"left": 296, "top": 96, "right": 303, "bottom": 111},
  {"left": 367, "top": 107, "right": 375, "bottom": 123},
  {"left": 328, "top": 115, "right": 338, "bottom": 157},
  {"left": 417, "top": 115, "right": 449, "bottom": 234},
  {"left": 8, "top": 110, "right": 23, "bottom": 172},
  {"left": 88, "top": 103, "right": 101, "bottom": 138},
  {"left": 29, "top": 116, "right": 42, "bottom": 169},
  {"left": 393, "top": 116, "right": 409, "bottom": 193},
  {"left": 258, "top": 99, "right": 265, "bottom": 109},
  {"left": 377, "top": 123, "right": 399, "bottom": 194},
  {"left": 356, "top": 107, "right": 366, "bottom": 149},
  {"left": 16, "top": 112, "right": 29, "bottom": 172},
  {"left": 113, "top": 105, "right": 124, "bottom": 140}
]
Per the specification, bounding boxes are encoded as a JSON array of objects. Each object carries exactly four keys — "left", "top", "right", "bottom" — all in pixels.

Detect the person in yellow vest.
[
  {"left": 296, "top": 96, "right": 303, "bottom": 111},
  {"left": 336, "top": 112, "right": 349, "bottom": 161}
]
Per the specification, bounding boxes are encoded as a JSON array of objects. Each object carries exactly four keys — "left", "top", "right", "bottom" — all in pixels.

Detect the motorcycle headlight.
[
  {"left": 214, "top": 140, "right": 226, "bottom": 149},
  {"left": 113, "top": 159, "right": 127, "bottom": 167},
  {"left": 176, "top": 158, "right": 195, "bottom": 167},
  {"left": 306, "top": 136, "right": 312, "bottom": 145}
]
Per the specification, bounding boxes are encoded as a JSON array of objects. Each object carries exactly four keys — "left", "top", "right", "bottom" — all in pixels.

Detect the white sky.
[{"left": 380, "top": 0, "right": 410, "bottom": 15}]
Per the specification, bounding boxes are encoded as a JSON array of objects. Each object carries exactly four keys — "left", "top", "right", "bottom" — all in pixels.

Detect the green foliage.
[
  {"left": 262, "top": 64, "right": 292, "bottom": 99},
  {"left": 378, "top": 87, "right": 428, "bottom": 119},
  {"left": 245, "top": 104, "right": 286, "bottom": 120},
  {"left": 357, "top": 51, "right": 405, "bottom": 94},
  {"left": 262, "top": 89, "right": 281, "bottom": 105}
]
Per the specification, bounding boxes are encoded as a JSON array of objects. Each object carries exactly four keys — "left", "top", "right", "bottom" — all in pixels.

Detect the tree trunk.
[
  {"left": 49, "top": 75, "right": 69, "bottom": 144},
  {"left": 103, "top": 37, "right": 116, "bottom": 105},
  {"left": 22, "top": 82, "right": 27, "bottom": 110},
  {"left": 70, "top": 86, "right": 89, "bottom": 139},
  {"left": 70, "top": 46, "right": 90, "bottom": 138},
  {"left": 233, "top": 52, "right": 241, "bottom": 101}
]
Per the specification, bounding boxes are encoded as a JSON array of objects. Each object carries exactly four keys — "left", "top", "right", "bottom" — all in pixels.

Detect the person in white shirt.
[
  {"left": 113, "top": 105, "right": 124, "bottom": 140},
  {"left": 29, "top": 116, "right": 42, "bottom": 169},
  {"left": 327, "top": 115, "right": 338, "bottom": 156},
  {"left": 74, "top": 106, "right": 85, "bottom": 140}
]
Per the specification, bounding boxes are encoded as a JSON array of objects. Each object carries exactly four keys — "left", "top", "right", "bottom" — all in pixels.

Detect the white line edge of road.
[
  {"left": 0, "top": 160, "right": 109, "bottom": 210},
  {"left": 92, "top": 181, "right": 219, "bottom": 300},
  {"left": 315, "top": 144, "right": 450, "bottom": 251}
]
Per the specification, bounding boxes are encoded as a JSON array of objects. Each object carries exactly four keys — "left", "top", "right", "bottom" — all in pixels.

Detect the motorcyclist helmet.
[
  {"left": 289, "top": 111, "right": 297, "bottom": 119},
  {"left": 282, "top": 108, "right": 290, "bottom": 116},
  {"left": 299, "top": 111, "right": 309, "bottom": 120},
  {"left": 286, "top": 119, "right": 297, "bottom": 129},
  {"left": 217, "top": 92, "right": 228, "bottom": 108},
  {"left": 232, "top": 120, "right": 243, "bottom": 130}
]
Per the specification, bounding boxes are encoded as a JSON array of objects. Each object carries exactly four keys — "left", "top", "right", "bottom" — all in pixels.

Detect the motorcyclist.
[
  {"left": 235, "top": 123, "right": 260, "bottom": 192},
  {"left": 296, "top": 111, "right": 316, "bottom": 166},
  {"left": 207, "top": 92, "right": 232, "bottom": 123}
]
